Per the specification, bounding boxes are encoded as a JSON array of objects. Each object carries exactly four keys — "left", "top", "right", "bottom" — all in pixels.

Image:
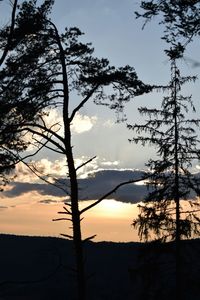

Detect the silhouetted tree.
[
  {"left": 0, "top": 0, "right": 19, "bottom": 190},
  {"left": 130, "top": 45, "right": 200, "bottom": 299},
  {"left": 132, "top": 2, "right": 200, "bottom": 298},
  {"left": 135, "top": 0, "right": 200, "bottom": 46},
  {"left": 0, "top": 1, "right": 152, "bottom": 299}
]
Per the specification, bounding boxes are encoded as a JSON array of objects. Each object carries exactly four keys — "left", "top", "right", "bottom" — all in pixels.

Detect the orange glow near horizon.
[{"left": 0, "top": 197, "right": 140, "bottom": 242}]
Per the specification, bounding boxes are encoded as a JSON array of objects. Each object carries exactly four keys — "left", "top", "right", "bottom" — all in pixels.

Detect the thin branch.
[
  {"left": 0, "top": 0, "right": 18, "bottom": 66},
  {"left": 49, "top": 89, "right": 64, "bottom": 93},
  {"left": 180, "top": 209, "right": 200, "bottom": 214},
  {"left": 1, "top": 140, "right": 49, "bottom": 168},
  {"left": 15, "top": 127, "right": 65, "bottom": 153},
  {"left": 80, "top": 175, "right": 149, "bottom": 214},
  {"left": 60, "top": 233, "right": 73, "bottom": 239},
  {"left": 69, "top": 84, "right": 99, "bottom": 122},
  {"left": 58, "top": 208, "right": 72, "bottom": 214},
  {"left": 63, "top": 204, "right": 72, "bottom": 210},
  {"left": 32, "top": 137, "right": 64, "bottom": 154},
  {"left": 52, "top": 218, "right": 71, "bottom": 221},
  {"left": 49, "top": 80, "right": 64, "bottom": 85},
  {"left": 2, "top": 149, "right": 70, "bottom": 196},
  {"left": 83, "top": 234, "right": 96, "bottom": 242},
  {"left": 21, "top": 122, "right": 65, "bottom": 145},
  {"left": 29, "top": 163, "right": 69, "bottom": 195},
  {"left": 75, "top": 156, "right": 96, "bottom": 172}
]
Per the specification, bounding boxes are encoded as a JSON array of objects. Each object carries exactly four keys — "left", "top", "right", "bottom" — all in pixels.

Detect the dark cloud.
[
  {"left": 3, "top": 182, "right": 66, "bottom": 198},
  {"left": 77, "top": 170, "right": 148, "bottom": 203},
  {"left": 5, "top": 169, "right": 199, "bottom": 204},
  {"left": 39, "top": 199, "right": 60, "bottom": 204},
  {"left": 0, "top": 206, "right": 8, "bottom": 209},
  {"left": 5, "top": 169, "right": 199, "bottom": 203},
  {"left": 3, "top": 170, "right": 148, "bottom": 204}
]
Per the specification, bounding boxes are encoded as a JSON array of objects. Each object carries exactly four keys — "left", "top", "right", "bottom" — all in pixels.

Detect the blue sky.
[
  {"left": 0, "top": 0, "right": 200, "bottom": 185},
  {"left": 52, "top": 0, "right": 200, "bottom": 170}
]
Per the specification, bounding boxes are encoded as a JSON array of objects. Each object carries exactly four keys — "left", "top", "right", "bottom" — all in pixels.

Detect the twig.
[
  {"left": 0, "top": 0, "right": 18, "bottom": 66},
  {"left": 69, "top": 85, "right": 99, "bottom": 122},
  {"left": 83, "top": 234, "right": 96, "bottom": 242},
  {"left": 60, "top": 233, "right": 73, "bottom": 239},
  {"left": 75, "top": 156, "right": 96, "bottom": 171},
  {"left": 53, "top": 218, "right": 71, "bottom": 221}
]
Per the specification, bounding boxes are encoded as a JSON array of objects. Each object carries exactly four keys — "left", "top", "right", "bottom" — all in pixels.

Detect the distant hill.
[{"left": 0, "top": 234, "right": 199, "bottom": 299}]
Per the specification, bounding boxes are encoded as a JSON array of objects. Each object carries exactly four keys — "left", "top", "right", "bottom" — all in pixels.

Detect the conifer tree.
[
  {"left": 129, "top": 45, "right": 200, "bottom": 298},
  {"left": 133, "top": 2, "right": 200, "bottom": 297}
]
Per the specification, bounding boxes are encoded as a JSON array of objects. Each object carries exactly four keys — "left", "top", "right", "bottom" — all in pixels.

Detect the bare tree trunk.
[
  {"left": 52, "top": 24, "right": 86, "bottom": 300},
  {"left": 65, "top": 125, "right": 86, "bottom": 300},
  {"left": 46, "top": 22, "right": 86, "bottom": 300}
]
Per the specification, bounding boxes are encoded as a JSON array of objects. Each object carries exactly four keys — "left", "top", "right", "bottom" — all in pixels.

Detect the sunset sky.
[{"left": 0, "top": 0, "right": 200, "bottom": 242}]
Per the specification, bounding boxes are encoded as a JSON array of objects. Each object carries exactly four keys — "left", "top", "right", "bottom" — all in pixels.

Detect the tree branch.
[
  {"left": 83, "top": 234, "right": 96, "bottom": 242},
  {"left": 69, "top": 84, "right": 99, "bottom": 122},
  {"left": 52, "top": 218, "right": 71, "bottom": 221},
  {"left": 60, "top": 233, "right": 73, "bottom": 239},
  {"left": 0, "top": 145, "right": 69, "bottom": 195},
  {"left": 31, "top": 136, "right": 64, "bottom": 154},
  {"left": 0, "top": 0, "right": 18, "bottom": 66},
  {"left": 28, "top": 163, "right": 69, "bottom": 195},
  {"left": 14, "top": 126, "right": 65, "bottom": 153},
  {"left": 80, "top": 175, "right": 149, "bottom": 214},
  {"left": 75, "top": 156, "right": 96, "bottom": 172}
]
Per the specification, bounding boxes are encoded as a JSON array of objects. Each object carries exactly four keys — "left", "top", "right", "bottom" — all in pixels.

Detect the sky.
[
  {"left": 0, "top": 0, "right": 200, "bottom": 241},
  {"left": 50, "top": 0, "right": 200, "bottom": 169},
  {"left": 0, "top": 0, "right": 200, "bottom": 170}
]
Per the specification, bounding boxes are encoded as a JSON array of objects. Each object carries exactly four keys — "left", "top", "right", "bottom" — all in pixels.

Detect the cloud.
[
  {"left": 23, "top": 108, "right": 63, "bottom": 152},
  {"left": 35, "top": 158, "right": 67, "bottom": 177},
  {"left": 103, "top": 119, "right": 115, "bottom": 128},
  {"left": 13, "top": 158, "right": 68, "bottom": 183},
  {"left": 13, "top": 156, "right": 121, "bottom": 183},
  {"left": 101, "top": 160, "right": 119, "bottom": 167},
  {"left": 13, "top": 163, "right": 37, "bottom": 183},
  {"left": 77, "top": 169, "right": 148, "bottom": 202},
  {"left": 6, "top": 168, "right": 200, "bottom": 205},
  {"left": 0, "top": 206, "right": 8, "bottom": 209},
  {"left": 3, "top": 182, "right": 68, "bottom": 198},
  {"left": 22, "top": 109, "right": 98, "bottom": 153},
  {"left": 4, "top": 169, "right": 148, "bottom": 204},
  {"left": 43, "top": 108, "right": 63, "bottom": 135},
  {"left": 71, "top": 112, "right": 97, "bottom": 134},
  {"left": 39, "top": 199, "right": 59, "bottom": 204},
  {"left": 74, "top": 156, "right": 99, "bottom": 178}
]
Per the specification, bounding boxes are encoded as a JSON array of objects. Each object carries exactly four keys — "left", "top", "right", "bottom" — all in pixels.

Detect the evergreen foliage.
[
  {"left": 134, "top": 2, "right": 200, "bottom": 298},
  {"left": 0, "top": 0, "right": 18, "bottom": 190},
  {"left": 135, "top": 0, "right": 200, "bottom": 46},
  {"left": 129, "top": 52, "right": 200, "bottom": 242}
]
